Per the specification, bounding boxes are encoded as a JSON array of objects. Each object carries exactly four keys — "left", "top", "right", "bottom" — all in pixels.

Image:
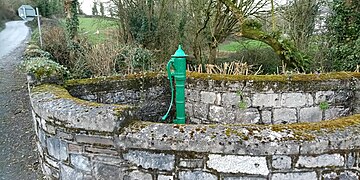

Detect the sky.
[{"left": 78, "top": 0, "right": 110, "bottom": 15}]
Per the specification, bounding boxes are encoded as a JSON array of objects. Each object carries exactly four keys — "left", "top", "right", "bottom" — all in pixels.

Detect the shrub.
[
  {"left": 41, "top": 26, "right": 70, "bottom": 66},
  {"left": 85, "top": 43, "right": 118, "bottom": 76},
  {"left": 21, "top": 57, "right": 68, "bottom": 80},
  {"left": 114, "top": 45, "right": 154, "bottom": 74},
  {"left": 24, "top": 48, "right": 53, "bottom": 60}
]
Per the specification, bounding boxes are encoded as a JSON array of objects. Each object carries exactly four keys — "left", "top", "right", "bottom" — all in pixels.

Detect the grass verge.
[
  {"left": 78, "top": 17, "right": 118, "bottom": 44},
  {"left": 219, "top": 40, "right": 270, "bottom": 52}
]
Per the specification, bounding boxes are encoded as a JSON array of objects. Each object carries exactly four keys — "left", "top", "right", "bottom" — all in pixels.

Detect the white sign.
[{"left": 18, "top": 5, "right": 36, "bottom": 21}]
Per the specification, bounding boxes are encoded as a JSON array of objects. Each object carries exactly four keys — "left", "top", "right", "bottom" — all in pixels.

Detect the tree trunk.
[
  {"left": 240, "top": 27, "right": 301, "bottom": 70},
  {"left": 208, "top": 43, "right": 217, "bottom": 64}
]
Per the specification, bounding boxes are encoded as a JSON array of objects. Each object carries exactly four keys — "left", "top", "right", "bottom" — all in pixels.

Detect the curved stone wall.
[
  {"left": 64, "top": 73, "right": 360, "bottom": 125},
  {"left": 29, "top": 73, "right": 360, "bottom": 180}
]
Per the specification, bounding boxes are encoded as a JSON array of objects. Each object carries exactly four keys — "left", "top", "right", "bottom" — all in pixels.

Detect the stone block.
[
  {"left": 126, "top": 170, "right": 152, "bottom": 180},
  {"left": 253, "top": 93, "right": 280, "bottom": 108},
  {"left": 236, "top": 108, "right": 261, "bottom": 124},
  {"left": 68, "top": 144, "right": 82, "bottom": 153},
  {"left": 189, "top": 117, "right": 202, "bottom": 124},
  {"left": 70, "top": 154, "right": 91, "bottom": 172},
  {"left": 93, "top": 155, "right": 125, "bottom": 166},
  {"left": 207, "top": 154, "right": 269, "bottom": 175},
  {"left": 46, "top": 137, "right": 68, "bottom": 161},
  {"left": 179, "top": 171, "right": 217, "bottom": 180},
  {"left": 224, "top": 177, "right": 266, "bottom": 180},
  {"left": 324, "top": 107, "right": 350, "bottom": 120},
  {"left": 185, "top": 103, "right": 194, "bottom": 118},
  {"left": 315, "top": 91, "right": 334, "bottom": 104},
  {"left": 271, "top": 172, "right": 317, "bottom": 180},
  {"left": 209, "top": 105, "right": 233, "bottom": 123},
  {"left": 247, "top": 141, "right": 300, "bottom": 155},
  {"left": 94, "top": 163, "right": 126, "bottom": 180},
  {"left": 215, "top": 93, "right": 221, "bottom": 105},
  {"left": 80, "top": 94, "right": 97, "bottom": 101},
  {"left": 40, "top": 117, "right": 47, "bottom": 132},
  {"left": 85, "top": 147, "right": 118, "bottom": 155},
  {"left": 346, "top": 151, "right": 360, "bottom": 168},
  {"left": 272, "top": 155, "right": 291, "bottom": 170},
  {"left": 36, "top": 142, "right": 44, "bottom": 158},
  {"left": 56, "top": 131, "right": 73, "bottom": 140},
  {"left": 179, "top": 158, "right": 203, "bottom": 168},
  {"left": 75, "top": 134, "right": 114, "bottom": 146},
  {"left": 38, "top": 129, "right": 46, "bottom": 148},
  {"left": 44, "top": 155, "right": 59, "bottom": 168},
  {"left": 273, "top": 108, "right": 297, "bottom": 124},
  {"left": 123, "top": 150, "right": 175, "bottom": 171},
  {"left": 193, "top": 103, "right": 209, "bottom": 119},
  {"left": 186, "top": 89, "right": 200, "bottom": 102},
  {"left": 42, "top": 163, "right": 52, "bottom": 177},
  {"left": 281, "top": 93, "right": 313, "bottom": 107},
  {"left": 322, "top": 172, "right": 338, "bottom": 180},
  {"left": 334, "top": 90, "right": 353, "bottom": 104},
  {"left": 200, "top": 91, "right": 217, "bottom": 104},
  {"left": 222, "top": 92, "right": 241, "bottom": 107},
  {"left": 227, "top": 82, "right": 243, "bottom": 92},
  {"left": 339, "top": 171, "right": 358, "bottom": 180},
  {"left": 322, "top": 171, "right": 359, "bottom": 180},
  {"left": 60, "top": 164, "right": 84, "bottom": 180},
  {"left": 158, "top": 175, "right": 173, "bottom": 180},
  {"left": 299, "top": 139, "right": 329, "bottom": 154},
  {"left": 45, "top": 124, "right": 56, "bottom": 134},
  {"left": 299, "top": 107, "right": 322, "bottom": 123},
  {"left": 296, "top": 154, "right": 344, "bottom": 168},
  {"left": 261, "top": 110, "right": 272, "bottom": 124}
]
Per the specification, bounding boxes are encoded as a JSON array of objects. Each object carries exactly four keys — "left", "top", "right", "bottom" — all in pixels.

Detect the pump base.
[{"left": 173, "top": 118, "right": 185, "bottom": 124}]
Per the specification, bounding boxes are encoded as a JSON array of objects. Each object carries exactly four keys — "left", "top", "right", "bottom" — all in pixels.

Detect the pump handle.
[{"left": 161, "top": 59, "right": 175, "bottom": 121}]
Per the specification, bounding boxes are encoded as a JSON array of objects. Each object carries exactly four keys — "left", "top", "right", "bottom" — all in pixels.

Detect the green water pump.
[{"left": 161, "top": 45, "right": 187, "bottom": 124}]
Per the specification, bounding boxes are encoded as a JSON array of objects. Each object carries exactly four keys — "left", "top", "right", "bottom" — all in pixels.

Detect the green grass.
[
  {"left": 78, "top": 17, "right": 118, "bottom": 44},
  {"left": 219, "top": 40, "right": 270, "bottom": 52}
]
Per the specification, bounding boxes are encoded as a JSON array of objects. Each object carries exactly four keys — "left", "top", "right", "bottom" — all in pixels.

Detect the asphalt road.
[
  {"left": 0, "top": 21, "right": 42, "bottom": 179},
  {"left": 0, "top": 21, "right": 30, "bottom": 59}
]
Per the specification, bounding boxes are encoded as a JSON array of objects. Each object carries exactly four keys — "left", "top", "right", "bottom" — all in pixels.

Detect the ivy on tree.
[{"left": 328, "top": 0, "right": 360, "bottom": 71}]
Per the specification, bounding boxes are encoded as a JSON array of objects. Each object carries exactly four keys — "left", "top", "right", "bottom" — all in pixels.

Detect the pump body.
[{"left": 162, "top": 45, "right": 187, "bottom": 124}]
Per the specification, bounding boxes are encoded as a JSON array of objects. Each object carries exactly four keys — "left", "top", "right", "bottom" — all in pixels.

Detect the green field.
[
  {"left": 78, "top": 17, "right": 118, "bottom": 44},
  {"left": 219, "top": 40, "right": 270, "bottom": 52}
]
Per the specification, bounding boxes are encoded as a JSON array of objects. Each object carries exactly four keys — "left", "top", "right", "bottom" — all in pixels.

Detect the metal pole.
[{"left": 36, "top": 7, "right": 43, "bottom": 48}]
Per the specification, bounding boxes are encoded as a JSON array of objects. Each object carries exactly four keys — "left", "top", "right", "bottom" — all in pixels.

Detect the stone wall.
[
  {"left": 65, "top": 73, "right": 360, "bottom": 125},
  {"left": 185, "top": 73, "right": 359, "bottom": 124},
  {"left": 28, "top": 72, "right": 360, "bottom": 180},
  {"left": 65, "top": 74, "right": 172, "bottom": 122}
]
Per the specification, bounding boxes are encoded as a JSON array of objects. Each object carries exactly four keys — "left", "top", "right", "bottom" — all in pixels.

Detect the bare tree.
[
  {"left": 279, "top": 0, "right": 321, "bottom": 51},
  {"left": 220, "top": 0, "right": 309, "bottom": 71}
]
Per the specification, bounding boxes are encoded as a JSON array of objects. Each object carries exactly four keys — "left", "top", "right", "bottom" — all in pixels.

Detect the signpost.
[
  {"left": 18, "top": 5, "right": 36, "bottom": 21},
  {"left": 18, "top": 5, "right": 43, "bottom": 48}
]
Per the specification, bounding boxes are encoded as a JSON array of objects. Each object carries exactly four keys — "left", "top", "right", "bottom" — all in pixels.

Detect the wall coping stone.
[
  {"left": 30, "top": 84, "right": 134, "bottom": 132},
  {"left": 119, "top": 116, "right": 360, "bottom": 155}
]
